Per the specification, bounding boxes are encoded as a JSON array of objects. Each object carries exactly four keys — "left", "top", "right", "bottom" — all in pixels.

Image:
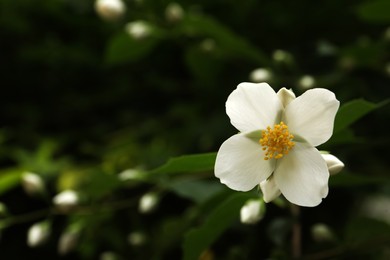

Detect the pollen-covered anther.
[{"left": 259, "top": 122, "right": 295, "bottom": 160}]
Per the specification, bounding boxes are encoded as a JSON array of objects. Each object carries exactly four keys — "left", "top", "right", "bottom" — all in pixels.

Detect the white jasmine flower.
[
  {"left": 249, "top": 68, "right": 273, "bottom": 83},
  {"left": 27, "top": 221, "right": 50, "bottom": 247},
  {"left": 215, "top": 83, "right": 340, "bottom": 207},
  {"left": 53, "top": 190, "right": 79, "bottom": 212},
  {"left": 240, "top": 199, "right": 265, "bottom": 224},
  {"left": 95, "top": 0, "right": 126, "bottom": 21},
  {"left": 21, "top": 172, "right": 45, "bottom": 196},
  {"left": 321, "top": 153, "right": 344, "bottom": 175}
]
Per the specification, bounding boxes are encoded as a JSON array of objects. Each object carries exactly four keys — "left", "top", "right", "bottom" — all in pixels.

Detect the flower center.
[{"left": 259, "top": 121, "right": 295, "bottom": 160}]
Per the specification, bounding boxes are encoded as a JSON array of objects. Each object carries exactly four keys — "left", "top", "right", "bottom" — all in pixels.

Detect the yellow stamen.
[{"left": 259, "top": 121, "right": 295, "bottom": 160}]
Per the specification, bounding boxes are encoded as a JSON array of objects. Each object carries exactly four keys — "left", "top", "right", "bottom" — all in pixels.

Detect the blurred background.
[{"left": 0, "top": 0, "right": 389, "bottom": 259}]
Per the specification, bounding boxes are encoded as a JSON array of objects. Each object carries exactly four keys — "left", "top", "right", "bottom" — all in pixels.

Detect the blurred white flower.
[
  {"left": 311, "top": 223, "right": 336, "bottom": 242},
  {"left": 272, "top": 49, "right": 292, "bottom": 63},
  {"left": 215, "top": 83, "right": 340, "bottom": 206},
  {"left": 165, "top": 3, "right": 184, "bottom": 23},
  {"left": 200, "top": 38, "right": 216, "bottom": 52},
  {"left": 118, "top": 169, "right": 144, "bottom": 181},
  {"left": 21, "top": 172, "right": 45, "bottom": 196},
  {"left": 58, "top": 229, "right": 79, "bottom": 255},
  {"left": 127, "top": 231, "right": 146, "bottom": 246},
  {"left": 53, "top": 190, "right": 79, "bottom": 212},
  {"left": 100, "top": 251, "right": 119, "bottom": 260},
  {"left": 298, "top": 75, "right": 315, "bottom": 90},
  {"left": 321, "top": 153, "right": 344, "bottom": 175},
  {"left": 139, "top": 192, "right": 159, "bottom": 214},
  {"left": 240, "top": 199, "right": 265, "bottom": 224},
  {"left": 27, "top": 221, "right": 50, "bottom": 247},
  {"left": 125, "top": 21, "right": 151, "bottom": 40},
  {"left": 249, "top": 68, "right": 272, "bottom": 83},
  {"left": 360, "top": 195, "right": 390, "bottom": 224},
  {"left": 95, "top": 0, "right": 126, "bottom": 21}
]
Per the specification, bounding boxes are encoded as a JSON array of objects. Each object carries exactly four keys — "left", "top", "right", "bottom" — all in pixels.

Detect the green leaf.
[
  {"left": 166, "top": 179, "right": 225, "bottom": 204},
  {"left": 148, "top": 153, "right": 216, "bottom": 176},
  {"left": 182, "top": 192, "right": 255, "bottom": 260},
  {"left": 334, "top": 99, "right": 388, "bottom": 133},
  {"left": 356, "top": 0, "right": 390, "bottom": 23},
  {"left": 105, "top": 32, "right": 160, "bottom": 65},
  {"left": 0, "top": 168, "right": 23, "bottom": 195}
]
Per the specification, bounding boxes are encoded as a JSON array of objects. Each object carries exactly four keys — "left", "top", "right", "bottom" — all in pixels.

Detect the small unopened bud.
[
  {"left": 118, "top": 169, "right": 144, "bottom": 181},
  {"left": 165, "top": 3, "right": 184, "bottom": 23},
  {"left": 311, "top": 223, "right": 335, "bottom": 242},
  {"left": 125, "top": 21, "right": 151, "bottom": 40},
  {"left": 95, "top": 0, "right": 126, "bottom": 21},
  {"left": 58, "top": 229, "right": 80, "bottom": 255},
  {"left": 138, "top": 192, "right": 159, "bottom": 214},
  {"left": 100, "top": 251, "right": 119, "bottom": 260},
  {"left": 260, "top": 176, "right": 281, "bottom": 203},
  {"left": 127, "top": 231, "right": 146, "bottom": 246},
  {"left": 53, "top": 190, "right": 79, "bottom": 212},
  {"left": 240, "top": 199, "right": 265, "bottom": 224},
  {"left": 27, "top": 221, "right": 50, "bottom": 247},
  {"left": 249, "top": 68, "right": 272, "bottom": 83},
  {"left": 298, "top": 75, "right": 315, "bottom": 90},
  {"left": 21, "top": 172, "right": 45, "bottom": 196},
  {"left": 200, "top": 38, "right": 216, "bottom": 52},
  {"left": 272, "top": 49, "right": 292, "bottom": 64},
  {"left": 321, "top": 153, "right": 344, "bottom": 175}
]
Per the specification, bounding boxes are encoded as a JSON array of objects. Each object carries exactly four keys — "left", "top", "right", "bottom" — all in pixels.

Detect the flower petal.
[
  {"left": 226, "top": 82, "right": 283, "bottom": 133},
  {"left": 260, "top": 175, "right": 281, "bottom": 203},
  {"left": 274, "top": 142, "right": 329, "bottom": 207},
  {"left": 215, "top": 133, "right": 274, "bottom": 191},
  {"left": 277, "top": 88, "right": 296, "bottom": 108},
  {"left": 284, "top": 88, "right": 339, "bottom": 146}
]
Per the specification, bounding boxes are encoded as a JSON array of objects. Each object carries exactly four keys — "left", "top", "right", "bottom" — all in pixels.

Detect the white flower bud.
[
  {"left": 95, "top": 0, "right": 126, "bottom": 21},
  {"left": 200, "top": 38, "right": 216, "bottom": 52},
  {"left": 58, "top": 229, "right": 79, "bottom": 255},
  {"left": 311, "top": 223, "right": 335, "bottom": 242},
  {"left": 27, "top": 221, "right": 50, "bottom": 247},
  {"left": 127, "top": 231, "right": 146, "bottom": 246},
  {"left": 118, "top": 169, "right": 144, "bottom": 181},
  {"left": 100, "top": 251, "right": 119, "bottom": 260},
  {"left": 260, "top": 176, "right": 281, "bottom": 203},
  {"left": 298, "top": 75, "right": 315, "bottom": 90},
  {"left": 165, "top": 3, "right": 184, "bottom": 23},
  {"left": 125, "top": 21, "right": 151, "bottom": 40},
  {"left": 321, "top": 153, "right": 344, "bottom": 175},
  {"left": 21, "top": 172, "right": 45, "bottom": 196},
  {"left": 272, "top": 49, "right": 292, "bottom": 63},
  {"left": 53, "top": 190, "right": 79, "bottom": 212},
  {"left": 249, "top": 68, "right": 272, "bottom": 83},
  {"left": 240, "top": 199, "right": 265, "bottom": 224},
  {"left": 139, "top": 192, "right": 159, "bottom": 214}
]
